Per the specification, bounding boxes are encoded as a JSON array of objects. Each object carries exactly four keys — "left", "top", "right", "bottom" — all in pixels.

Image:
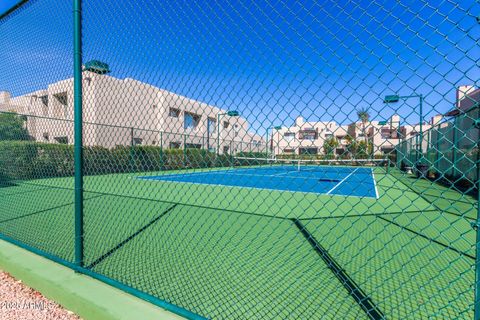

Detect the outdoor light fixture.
[
  {"left": 266, "top": 125, "right": 282, "bottom": 157},
  {"left": 383, "top": 95, "right": 400, "bottom": 103},
  {"left": 383, "top": 93, "right": 424, "bottom": 162},
  {"left": 226, "top": 111, "right": 240, "bottom": 117},
  {"left": 217, "top": 110, "right": 240, "bottom": 155}
]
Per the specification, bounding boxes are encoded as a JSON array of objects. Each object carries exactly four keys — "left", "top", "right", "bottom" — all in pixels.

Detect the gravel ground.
[{"left": 0, "top": 270, "right": 80, "bottom": 320}]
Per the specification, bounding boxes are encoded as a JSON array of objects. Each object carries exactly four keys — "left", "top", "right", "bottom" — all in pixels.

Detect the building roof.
[{"left": 445, "top": 87, "right": 480, "bottom": 117}]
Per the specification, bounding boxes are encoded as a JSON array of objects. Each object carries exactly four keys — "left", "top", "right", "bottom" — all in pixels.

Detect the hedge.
[{"left": 0, "top": 141, "right": 234, "bottom": 182}]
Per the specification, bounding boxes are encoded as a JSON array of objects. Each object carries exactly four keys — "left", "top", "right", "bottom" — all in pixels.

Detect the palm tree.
[{"left": 356, "top": 108, "right": 370, "bottom": 144}]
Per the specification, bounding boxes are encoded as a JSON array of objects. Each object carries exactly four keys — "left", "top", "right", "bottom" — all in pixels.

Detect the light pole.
[
  {"left": 206, "top": 118, "right": 211, "bottom": 152},
  {"left": 384, "top": 94, "right": 424, "bottom": 163},
  {"left": 217, "top": 110, "right": 239, "bottom": 155},
  {"left": 266, "top": 125, "right": 282, "bottom": 158}
]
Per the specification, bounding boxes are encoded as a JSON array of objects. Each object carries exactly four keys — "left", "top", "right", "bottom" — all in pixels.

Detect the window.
[
  {"left": 185, "top": 143, "right": 202, "bottom": 149},
  {"left": 223, "top": 146, "right": 230, "bottom": 154},
  {"left": 299, "top": 147, "right": 318, "bottom": 155},
  {"left": 253, "top": 140, "right": 261, "bottom": 147},
  {"left": 335, "top": 148, "right": 346, "bottom": 155},
  {"left": 381, "top": 147, "right": 394, "bottom": 154},
  {"left": 223, "top": 121, "right": 229, "bottom": 129},
  {"left": 169, "top": 108, "right": 180, "bottom": 118},
  {"left": 299, "top": 128, "right": 317, "bottom": 140},
  {"left": 53, "top": 92, "right": 68, "bottom": 118},
  {"left": 40, "top": 95, "right": 48, "bottom": 116},
  {"left": 40, "top": 95, "right": 48, "bottom": 106},
  {"left": 43, "top": 132, "right": 49, "bottom": 141},
  {"left": 54, "top": 136, "right": 68, "bottom": 144},
  {"left": 325, "top": 134, "right": 333, "bottom": 139},
  {"left": 54, "top": 92, "right": 68, "bottom": 106},
  {"left": 284, "top": 132, "right": 295, "bottom": 141},
  {"left": 133, "top": 138, "right": 143, "bottom": 146},
  {"left": 381, "top": 127, "right": 391, "bottom": 139},
  {"left": 169, "top": 141, "right": 181, "bottom": 149},
  {"left": 303, "top": 132, "right": 316, "bottom": 140},
  {"left": 283, "top": 148, "right": 295, "bottom": 153},
  {"left": 184, "top": 112, "right": 200, "bottom": 129},
  {"left": 208, "top": 118, "right": 216, "bottom": 133}
]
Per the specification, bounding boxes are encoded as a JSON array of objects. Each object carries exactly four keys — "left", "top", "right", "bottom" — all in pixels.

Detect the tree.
[
  {"left": 356, "top": 107, "right": 370, "bottom": 144},
  {"left": 0, "top": 113, "right": 31, "bottom": 141},
  {"left": 344, "top": 135, "right": 357, "bottom": 158},
  {"left": 356, "top": 140, "right": 373, "bottom": 159},
  {"left": 323, "top": 136, "right": 339, "bottom": 158}
]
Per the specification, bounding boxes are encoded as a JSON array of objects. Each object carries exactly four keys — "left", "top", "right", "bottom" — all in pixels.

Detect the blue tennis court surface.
[{"left": 139, "top": 165, "right": 378, "bottom": 198}]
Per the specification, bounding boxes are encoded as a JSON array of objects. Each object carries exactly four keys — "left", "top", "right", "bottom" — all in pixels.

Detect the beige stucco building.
[
  {"left": 271, "top": 114, "right": 442, "bottom": 157},
  {"left": 0, "top": 70, "right": 265, "bottom": 154}
]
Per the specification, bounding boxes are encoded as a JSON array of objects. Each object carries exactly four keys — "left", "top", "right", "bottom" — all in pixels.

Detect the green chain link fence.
[{"left": 0, "top": 0, "right": 479, "bottom": 319}]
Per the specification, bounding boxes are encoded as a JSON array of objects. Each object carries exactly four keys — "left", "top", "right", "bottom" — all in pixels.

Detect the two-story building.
[
  {"left": 272, "top": 115, "right": 405, "bottom": 157},
  {"left": 0, "top": 63, "right": 265, "bottom": 154}
]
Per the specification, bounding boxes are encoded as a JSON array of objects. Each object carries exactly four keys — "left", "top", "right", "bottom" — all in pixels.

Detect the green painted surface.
[
  {"left": 0, "top": 239, "right": 185, "bottom": 320},
  {"left": 304, "top": 216, "right": 474, "bottom": 319},
  {"left": 0, "top": 167, "right": 476, "bottom": 319}
]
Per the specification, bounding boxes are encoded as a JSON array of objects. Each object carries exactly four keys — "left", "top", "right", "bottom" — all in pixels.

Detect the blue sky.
[
  {"left": 0, "top": 0, "right": 478, "bottom": 134},
  {"left": 0, "top": 0, "right": 22, "bottom": 16}
]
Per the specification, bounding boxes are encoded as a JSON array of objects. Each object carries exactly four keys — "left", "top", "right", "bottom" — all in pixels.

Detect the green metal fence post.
[
  {"left": 183, "top": 134, "right": 187, "bottom": 168},
  {"left": 435, "top": 128, "right": 440, "bottom": 175},
  {"left": 475, "top": 127, "right": 480, "bottom": 320},
  {"left": 73, "top": 0, "right": 84, "bottom": 267},
  {"left": 418, "top": 94, "right": 423, "bottom": 161},
  {"left": 451, "top": 117, "right": 458, "bottom": 179}
]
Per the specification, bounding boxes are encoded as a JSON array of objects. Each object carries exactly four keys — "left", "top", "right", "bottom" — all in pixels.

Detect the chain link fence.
[{"left": 0, "top": 0, "right": 479, "bottom": 319}]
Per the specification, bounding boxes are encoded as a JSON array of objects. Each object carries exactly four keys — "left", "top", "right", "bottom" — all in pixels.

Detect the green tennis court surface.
[{"left": 0, "top": 167, "right": 476, "bottom": 319}]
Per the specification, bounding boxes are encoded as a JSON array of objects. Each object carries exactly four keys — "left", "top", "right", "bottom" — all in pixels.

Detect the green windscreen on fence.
[{"left": 0, "top": 0, "right": 479, "bottom": 319}]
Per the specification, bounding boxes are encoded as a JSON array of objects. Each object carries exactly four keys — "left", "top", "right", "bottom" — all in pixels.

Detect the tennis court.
[
  {"left": 139, "top": 159, "right": 379, "bottom": 198},
  {"left": 1, "top": 0, "right": 478, "bottom": 318},
  {"left": 0, "top": 162, "right": 476, "bottom": 319}
]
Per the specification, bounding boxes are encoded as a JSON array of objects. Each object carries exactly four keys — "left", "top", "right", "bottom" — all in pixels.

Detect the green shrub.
[{"left": 0, "top": 141, "right": 242, "bottom": 182}]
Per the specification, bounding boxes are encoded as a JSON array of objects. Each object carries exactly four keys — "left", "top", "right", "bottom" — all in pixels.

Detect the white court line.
[
  {"left": 325, "top": 168, "right": 359, "bottom": 195},
  {"left": 371, "top": 168, "right": 379, "bottom": 199},
  {"left": 142, "top": 170, "right": 336, "bottom": 181},
  {"left": 137, "top": 176, "right": 377, "bottom": 199},
  {"left": 272, "top": 171, "right": 293, "bottom": 176}
]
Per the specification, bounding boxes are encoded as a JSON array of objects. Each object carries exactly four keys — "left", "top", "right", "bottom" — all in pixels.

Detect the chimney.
[
  {"left": 0, "top": 91, "right": 11, "bottom": 104},
  {"left": 431, "top": 114, "right": 443, "bottom": 125},
  {"left": 456, "top": 85, "right": 475, "bottom": 108},
  {"left": 295, "top": 116, "right": 304, "bottom": 127}
]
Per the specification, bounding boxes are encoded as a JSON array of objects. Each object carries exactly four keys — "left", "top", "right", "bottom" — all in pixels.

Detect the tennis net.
[{"left": 233, "top": 157, "right": 389, "bottom": 172}]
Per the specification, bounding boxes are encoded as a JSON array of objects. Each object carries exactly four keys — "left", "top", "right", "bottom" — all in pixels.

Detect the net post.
[
  {"left": 73, "top": 0, "right": 84, "bottom": 268},
  {"left": 129, "top": 127, "right": 134, "bottom": 172},
  {"left": 160, "top": 131, "right": 163, "bottom": 171}
]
